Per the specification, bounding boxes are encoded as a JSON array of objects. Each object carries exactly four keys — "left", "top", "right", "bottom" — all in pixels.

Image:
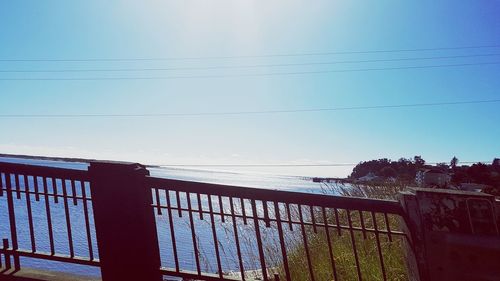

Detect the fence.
[
  {"left": 0, "top": 162, "right": 98, "bottom": 270},
  {"left": 149, "top": 177, "right": 408, "bottom": 281},
  {"left": 1, "top": 159, "right": 498, "bottom": 281}
]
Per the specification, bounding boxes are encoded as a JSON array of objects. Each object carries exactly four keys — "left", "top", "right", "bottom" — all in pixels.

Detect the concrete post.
[
  {"left": 89, "top": 161, "right": 162, "bottom": 281},
  {"left": 400, "top": 187, "right": 500, "bottom": 281}
]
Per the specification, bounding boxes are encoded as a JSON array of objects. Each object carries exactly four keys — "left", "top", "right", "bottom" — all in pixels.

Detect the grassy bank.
[
  {"left": 188, "top": 182, "right": 410, "bottom": 281},
  {"left": 276, "top": 182, "right": 409, "bottom": 281}
]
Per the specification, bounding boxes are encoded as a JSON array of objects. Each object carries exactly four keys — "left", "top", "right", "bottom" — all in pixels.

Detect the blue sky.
[{"left": 1, "top": 1, "right": 499, "bottom": 177}]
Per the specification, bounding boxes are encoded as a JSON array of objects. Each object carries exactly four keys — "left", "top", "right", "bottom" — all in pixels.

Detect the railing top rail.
[
  {"left": 147, "top": 176, "right": 404, "bottom": 215},
  {"left": 0, "top": 161, "right": 88, "bottom": 180}
]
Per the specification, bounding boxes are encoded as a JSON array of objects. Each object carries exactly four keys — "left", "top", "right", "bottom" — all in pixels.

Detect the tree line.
[{"left": 349, "top": 156, "right": 500, "bottom": 194}]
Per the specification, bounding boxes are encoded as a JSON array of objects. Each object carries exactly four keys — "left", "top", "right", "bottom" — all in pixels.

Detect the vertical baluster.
[
  {"left": 334, "top": 208, "right": 342, "bottom": 236},
  {"left": 359, "top": 211, "right": 367, "bottom": 240},
  {"left": 197, "top": 193, "right": 203, "bottom": 220},
  {"left": 285, "top": 203, "right": 293, "bottom": 231},
  {"left": 263, "top": 201, "right": 270, "bottom": 227},
  {"left": 52, "top": 177, "right": 59, "bottom": 204},
  {"left": 372, "top": 212, "right": 387, "bottom": 281},
  {"left": 165, "top": 190, "right": 179, "bottom": 272},
  {"left": 274, "top": 202, "right": 291, "bottom": 281},
  {"left": 71, "top": 180, "right": 78, "bottom": 206},
  {"left": 208, "top": 195, "right": 223, "bottom": 279},
  {"left": 62, "top": 179, "right": 75, "bottom": 257},
  {"left": 384, "top": 213, "right": 393, "bottom": 242},
  {"left": 154, "top": 187, "right": 162, "bottom": 215},
  {"left": 176, "top": 191, "right": 182, "bottom": 217},
  {"left": 241, "top": 198, "right": 247, "bottom": 225},
  {"left": 347, "top": 210, "right": 362, "bottom": 281},
  {"left": 81, "top": 181, "right": 94, "bottom": 261},
  {"left": 0, "top": 172, "right": 4, "bottom": 196},
  {"left": 298, "top": 205, "right": 315, "bottom": 281},
  {"left": 3, "top": 239, "right": 11, "bottom": 269},
  {"left": 43, "top": 177, "right": 55, "bottom": 255},
  {"left": 33, "top": 175, "right": 40, "bottom": 201},
  {"left": 251, "top": 199, "right": 268, "bottom": 281},
  {"left": 5, "top": 174, "right": 20, "bottom": 269},
  {"left": 15, "top": 174, "right": 21, "bottom": 199},
  {"left": 218, "top": 195, "right": 225, "bottom": 223},
  {"left": 23, "top": 175, "right": 36, "bottom": 252},
  {"left": 310, "top": 206, "right": 317, "bottom": 233},
  {"left": 230, "top": 197, "right": 245, "bottom": 281},
  {"left": 322, "top": 207, "right": 338, "bottom": 281},
  {"left": 186, "top": 192, "right": 201, "bottom": 276}
]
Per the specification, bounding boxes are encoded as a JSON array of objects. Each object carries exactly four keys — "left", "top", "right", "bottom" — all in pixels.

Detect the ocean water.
[{"left": 0, "top": 157, "right": 328, "bottom": 278}]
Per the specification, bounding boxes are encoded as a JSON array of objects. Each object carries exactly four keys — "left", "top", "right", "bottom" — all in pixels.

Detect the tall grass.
[
  {"left": 183, "top": 182, "right": 410, "bottom": 281},
  {"left": 279, "top": 182, "right": 409, "bottom": 281}
]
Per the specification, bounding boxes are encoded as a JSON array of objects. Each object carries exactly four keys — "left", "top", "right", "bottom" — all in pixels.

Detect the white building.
[{"left": 416, "top": 169, "right": 451, "bottom": 188}]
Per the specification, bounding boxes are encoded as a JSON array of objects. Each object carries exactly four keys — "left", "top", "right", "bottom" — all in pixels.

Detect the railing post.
[
  {"left": 89, "top": 161, "right": 161, "bottom": 281},
  {"left": 400, "top": 187, "right": 500, "bottom": 281},
  {"left": 399, "top": 190, "right": 426, "bottom": 281}
]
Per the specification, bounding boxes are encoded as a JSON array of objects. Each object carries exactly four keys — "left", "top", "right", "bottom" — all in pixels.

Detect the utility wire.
[
  {"left": 1, "top": 44, "right": 499, "bottom": 62},
  {"left": 1, "top": 61, "right": 499, "bottom": 81},
  {"left": 0, "top": 99, "right": 498, "bottom": 118},
  {"left": 1, "top": 53, "right": 499, "bottom": 73}
]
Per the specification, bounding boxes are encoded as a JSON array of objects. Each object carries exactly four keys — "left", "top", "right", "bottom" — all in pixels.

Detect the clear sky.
[{"left": 1, "top": 1, "right": 499, "bottom": 177}]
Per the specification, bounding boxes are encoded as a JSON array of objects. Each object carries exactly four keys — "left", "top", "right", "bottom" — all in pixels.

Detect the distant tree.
[
  {"left": 492, "top": 158, "right": 500, "bottom": 174},
  {"left": 450, "top": 156, "right": 459, "bottom": 169},
  {"left": 451, "top": 166, "right": 469, "bottom": 184},
  {"left": 350, "top": 158, "right": 392, "bottom": 178},
  {"left": 436, "top": 162, "right": 450, "bottom": 171},
  {"left": 350, "top": 157, "right": 420, "bottom": 183},
  {"left": 380, "top": 166, "right": 397, "bottom": 178},
  {"left": 414, "top": 156, "right": 425, "bottom": 168},
  {"left": 468, "top": 163, "right": 492, "bottom": 185}
]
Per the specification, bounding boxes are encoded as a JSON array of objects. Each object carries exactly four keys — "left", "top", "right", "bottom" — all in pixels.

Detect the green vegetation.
[
  {"left": 350, "top": 156, "right": 500, "bottom": 196},
  {"left": 451, "top": 160, "right": 500, "bottom": 195},
  {"left": 275, "top": 182, "right": 409, "bottom": 281},
  {"left": 200, "top": 182, "right": 410, "bottom": 281},
  {"left": 349, "top": 156, "right": 426, "bottom": 183}
]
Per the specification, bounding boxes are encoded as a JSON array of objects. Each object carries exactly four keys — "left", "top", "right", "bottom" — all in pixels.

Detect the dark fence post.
[
  {"left": 89, "top": 161, "right": 162, "bottom": 281},
  {"left": 400, "top": 187, "right": 500, "bottom": 281}
]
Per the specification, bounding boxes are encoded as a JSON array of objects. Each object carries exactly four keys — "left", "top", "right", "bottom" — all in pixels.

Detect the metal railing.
[
  {"left": 149, "top": 177, "right": 410, "bottom": 281},
  {"left": 0, "top": 162, "right": 99, "bottom": 270},
  {"left": 0, "top": 160, "right": 412, "bottom": 281}
]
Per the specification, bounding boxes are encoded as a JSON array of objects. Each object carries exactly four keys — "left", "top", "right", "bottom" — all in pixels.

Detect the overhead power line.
[
  {"left": 1, "top": 61, "right": 499, "bottom": 81},
  {"left": 1, "top": 44, "right": 499, "bottom": 62},
  {"left": 1, "top": 53, "right": 498, "bottom": 73},
  {"left": 1, "top": 99, "right": 498, "bottom": 118}
]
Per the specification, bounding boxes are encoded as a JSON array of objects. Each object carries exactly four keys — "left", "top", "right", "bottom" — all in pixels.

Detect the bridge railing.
[
  {"left": 0, "top": 162, "right": 98, "bottom": 270},
  {"left": 1, "top": 160, "right": 413, "bottom": 281},
  {"left": 148, "top": 177, "right": 409, "bottom": 281}
]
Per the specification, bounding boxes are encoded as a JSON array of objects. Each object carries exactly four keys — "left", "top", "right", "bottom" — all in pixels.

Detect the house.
[
  {"left": 416, "top": 168, "right": 451, "bottom": 188},
  {"left": 355, "top": 172, "right": 383, "bottom": 183}
]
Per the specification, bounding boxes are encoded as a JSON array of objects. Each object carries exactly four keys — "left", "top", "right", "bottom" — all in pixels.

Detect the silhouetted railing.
[
  {"left": 0, "top": 160, "right": 411, "bottom": 281},
  {"left": 0, "top": 162, "right": 98, "bottom": 269},
  {"left": 149, "top": 177, "right": 409, "bottom": 281}
]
